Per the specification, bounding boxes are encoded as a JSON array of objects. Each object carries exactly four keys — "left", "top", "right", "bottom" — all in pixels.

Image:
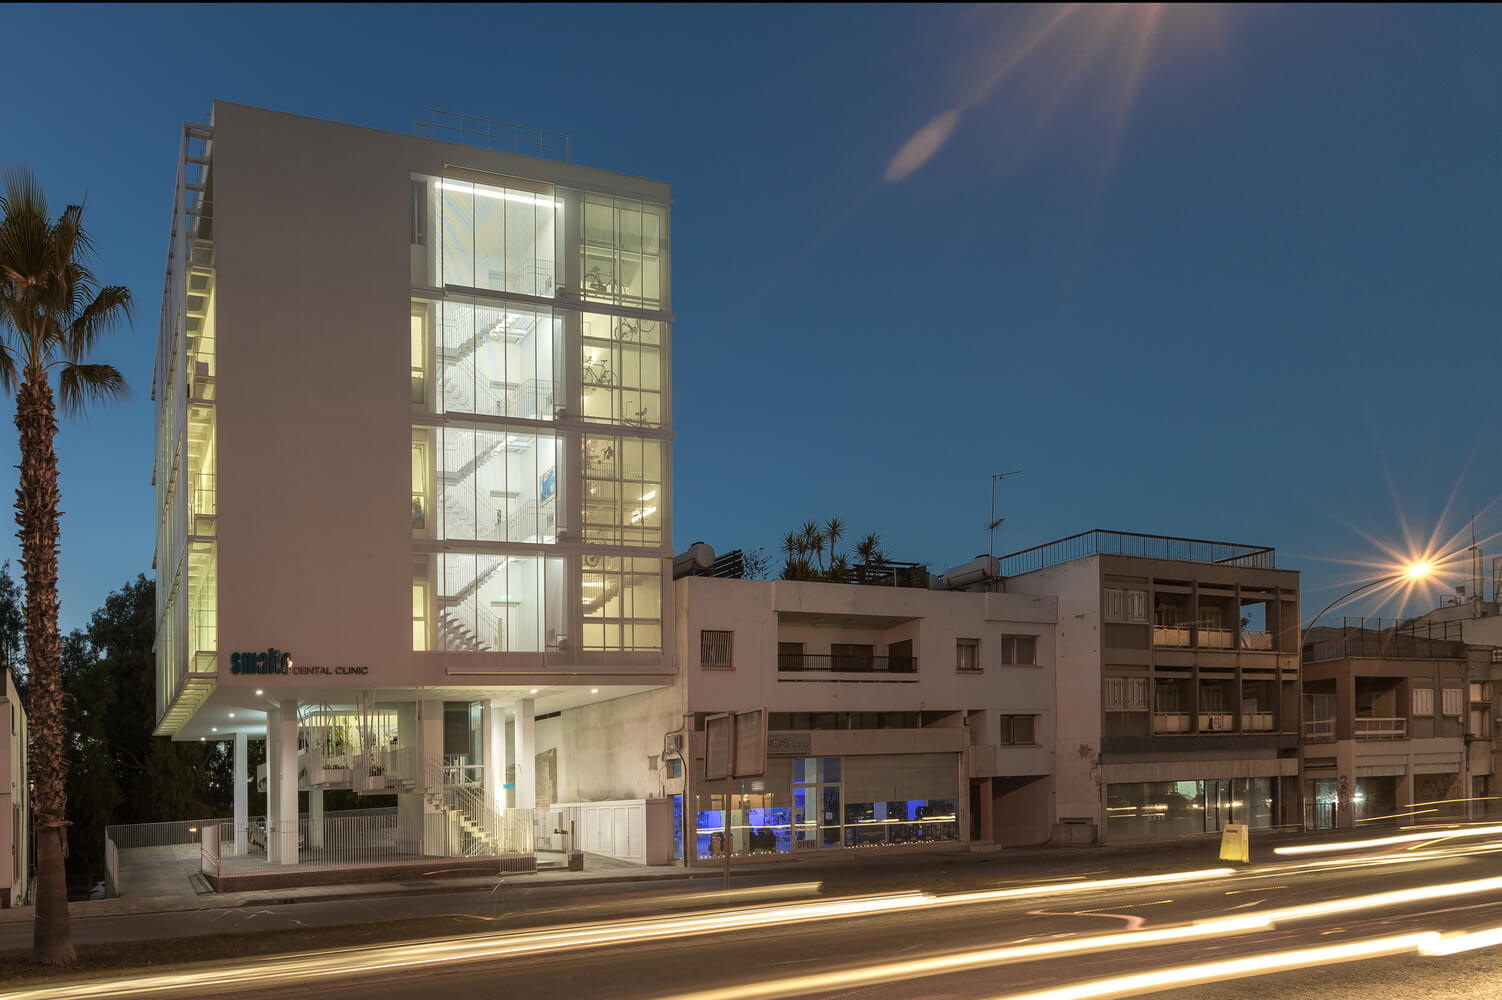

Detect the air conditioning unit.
[{"left": 664, "top": 733, "right": 683, "bottom": 754}]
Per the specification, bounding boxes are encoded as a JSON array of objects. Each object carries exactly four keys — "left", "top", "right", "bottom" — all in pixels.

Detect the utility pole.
[{"left": 989, "top": 471, "right": 1022, "bottom": 576}]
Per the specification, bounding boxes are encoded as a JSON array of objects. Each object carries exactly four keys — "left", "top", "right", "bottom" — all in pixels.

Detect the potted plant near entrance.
[{"left": 555, "top": 825, "right": 583, "bottom": 870}]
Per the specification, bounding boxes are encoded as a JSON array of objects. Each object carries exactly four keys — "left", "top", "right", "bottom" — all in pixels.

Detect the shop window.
[{"left": 956, "top": 638, "right": 980, "bottom": 672}]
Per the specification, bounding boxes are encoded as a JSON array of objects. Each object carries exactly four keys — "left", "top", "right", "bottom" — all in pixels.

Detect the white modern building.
[
  {"left": 1, "top": 667, "right": 27, "bottom": 907},
  {"left": 153, "top": 102, "right": 677, "bottom": 870}
]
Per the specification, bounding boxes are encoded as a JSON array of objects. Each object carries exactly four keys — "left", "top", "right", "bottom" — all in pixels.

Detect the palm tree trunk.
[{"left": 16, "top": 372, "right": 72, "bottom": 965}]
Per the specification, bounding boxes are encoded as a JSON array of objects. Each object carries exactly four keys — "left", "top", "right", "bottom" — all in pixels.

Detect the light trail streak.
[
  {"left": 16, "top": 862, "right": 1502, "bottom": 1000},
  {"left": 656, "top": 874, "right": 1502, "bottom": 1000},
  {"left": 0, "top": 868, "right": 1237, "bottom": 1000},
  {"left": 985, "top": 931, "right": 1442, "bottom": 1000},
  {"left": 1422, "top": 922, "right": 1502, "bottom": 956},
  {"left": 662, "top": 914, "right": 1276, "bottom": 1000},
  {"left": 1273, "top": 824, "right": 1502, "bottom": 856}
]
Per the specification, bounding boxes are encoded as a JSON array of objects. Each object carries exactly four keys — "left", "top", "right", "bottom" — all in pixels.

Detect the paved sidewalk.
[{"left": 0, "top": 824, "right": 1340, "bottom": 927}]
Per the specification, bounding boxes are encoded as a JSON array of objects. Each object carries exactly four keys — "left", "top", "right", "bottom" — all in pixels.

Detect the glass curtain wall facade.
[
  {"left": 409, "top": 172, "right": 670, "bottom": 658},
  {"left": 154, "top": 124, "right": 219, "bottom": 735}
]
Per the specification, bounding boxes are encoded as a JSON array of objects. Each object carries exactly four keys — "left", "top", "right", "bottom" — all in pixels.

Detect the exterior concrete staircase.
[{"left": 423, "top": 789, "right": 501, "bottom": 856}]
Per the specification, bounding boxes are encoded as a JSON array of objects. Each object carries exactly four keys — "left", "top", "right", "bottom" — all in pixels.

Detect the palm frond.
[
  {"left": 57, "top": 363, "right": 127, "bottom": 417},
  {"left": 0, "top": 164, "right": 48, "bottom": 220},
  {"left": 63, "top": 284, "right": 131, "bottom": 364}
]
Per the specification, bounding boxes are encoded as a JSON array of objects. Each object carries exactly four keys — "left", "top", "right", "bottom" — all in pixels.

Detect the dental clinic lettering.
[{"left": 228, "top": 649, "right": 369, "bottom": 677}]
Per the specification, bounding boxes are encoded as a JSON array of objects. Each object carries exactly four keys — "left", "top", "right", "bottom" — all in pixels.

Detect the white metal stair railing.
[
  {"left": 417, "top": 750, "right": 535, "bottom": 858},
  {"left": 353, "top": 744, "right": 419, "bottom": 795}
]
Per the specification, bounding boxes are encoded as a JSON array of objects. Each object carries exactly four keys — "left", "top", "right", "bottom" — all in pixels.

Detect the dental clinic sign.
[{"left": 229, "top": 648, "right": 369, "bottom": 677}]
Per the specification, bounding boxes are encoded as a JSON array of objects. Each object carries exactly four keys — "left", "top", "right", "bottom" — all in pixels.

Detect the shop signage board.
[{"left": 702, "top": 707, "right": 767, "bottom": 890}]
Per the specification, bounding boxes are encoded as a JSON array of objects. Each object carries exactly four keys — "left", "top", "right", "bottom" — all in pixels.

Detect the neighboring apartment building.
[
  {"left": 152, "top": 102, "right": 677, "bottom": 862},
  {"left": 996, "top": 530, "right": 1302, "bottom": 844},
  {"left": 671, "top": 574, "right": 1058, "bottom": 860},
  {"left": 1302, "top": 618, "right": 1498, "bottom": 829},
  {"left": 1, "top": 668, "right": 28, "bottom": 907}
]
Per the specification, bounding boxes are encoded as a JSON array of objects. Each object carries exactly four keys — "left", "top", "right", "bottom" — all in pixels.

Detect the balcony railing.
[
  {"left": 1153, "top": 626, "right": 1193, "bottom": 648},
  {"left": 777, "top": 653, "right": 917, "bottom": 675},
  {"left": 1303, "top": 718, "right": 1336, "bottom": 741},
  {"left": 1153, "top": 713, "right": 1191, "bottom": 734},
  {"left": 1198, "top": 713, "right": 1235, "bottom": 732},
  {"left": 1240, "top": 631, "right": 1275, "bottom": 650},
  {"left": 1355, "top": 716, "right": 1406, "bottom": 740},
  {"left": 1152, "top": 625, "right": 1273, "bottom": 650},
  {"left": 1241, "top": 712, "right": 1275, "bottom": 731}
]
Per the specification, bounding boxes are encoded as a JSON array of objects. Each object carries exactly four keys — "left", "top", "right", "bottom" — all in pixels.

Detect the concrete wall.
[
  {"left": 0, "top": 670, "right": 26, "bottom": 906},
  {"left": 213, "top": 100, "right": 414, "bottom": 695},
  {"left": 554, "top": 686, "right": 684, "bottom": 803},
  {"left": 675, "top": 577, "right": 1057, "bottom": 721},
  {"left": 1004, "top": 557, "right": 1104, "bottom": 830}
]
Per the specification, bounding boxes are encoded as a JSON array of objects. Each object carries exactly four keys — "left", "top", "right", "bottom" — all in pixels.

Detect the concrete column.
[
  {"left": 270, "top": 700, "right": 300, "bottom": 865},
  {"left": 233, "top": 730, "right": 248, "bottom": 856},
  {"left": 483, "top": 700, "right": 505, "bottom": 815},
  {"left": 504, "top": 717, "right": 516, "bottom": 808},
  {"left": 418, "top": 698, "right": 445, "bottom": 854},
  {"left": 978, "top": 778, "right": 994, "bottom": 843},
  {"left": 396, "top": 700, "right": 422, "bottom": 853},
  {"left": 309, "top": 788, "right": 324, "bottom": 849},
  {"left": 514, "top": 698, "right": 536, "bottom": 810},
  {"left": 265, "top": 707, "right": 281, "bottom": 846}
]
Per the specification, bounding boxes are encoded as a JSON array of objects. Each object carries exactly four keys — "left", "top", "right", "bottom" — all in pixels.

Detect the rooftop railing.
[
  {"left": 1304, "top": 617, "right": 1469, "bottom": 662},
  {"left": 999, "top": 529, "right": 1276, "bottom": 577},
  {"left": 415, "top": 109, "right": 571, "bottom": 162}
]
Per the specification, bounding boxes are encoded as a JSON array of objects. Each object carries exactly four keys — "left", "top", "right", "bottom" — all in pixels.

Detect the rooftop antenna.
[{"left": 990, "top": 471, "right": 1023, "bottom": 575}]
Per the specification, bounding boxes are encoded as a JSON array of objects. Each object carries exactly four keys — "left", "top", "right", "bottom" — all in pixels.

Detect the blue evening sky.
[{"left": 1, "top": 4, "right": 1498, "bottom": 631}]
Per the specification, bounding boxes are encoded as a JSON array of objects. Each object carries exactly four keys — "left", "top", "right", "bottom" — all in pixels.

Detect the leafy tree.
[
  {"left": 0, "top": 167, "right": 131, "bottom": 965},
  {"left": 63, "top": 576, "right": 233, "bottom": 891},
  {"left": 0, "top": 561, "right": 24, "bottom": 699}
]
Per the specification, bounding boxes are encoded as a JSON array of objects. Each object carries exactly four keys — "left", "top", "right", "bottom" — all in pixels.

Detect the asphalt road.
[{"left": 11, "top": 835, "right": 1502, "bottom": 999}]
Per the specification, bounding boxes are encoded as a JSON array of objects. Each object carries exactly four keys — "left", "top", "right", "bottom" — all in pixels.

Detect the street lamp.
[
  {"left": 1298, "top": 561, "right": 1434, "bottom": 655},
  {"left": 1297, "top": 561, "right": 1433, "bottom": 829}
]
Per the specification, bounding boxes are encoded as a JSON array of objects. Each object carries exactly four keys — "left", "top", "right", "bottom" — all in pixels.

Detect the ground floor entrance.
[{"left": 690, "top": 753, "right": 960, "bottom": 860}]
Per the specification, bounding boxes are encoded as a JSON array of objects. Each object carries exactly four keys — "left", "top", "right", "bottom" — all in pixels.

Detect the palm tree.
[
  {"left": 798, "top": 521, "right": 825, "bottom": 575},
  {"left": 823, "top": 516, "right": 845, "bottom": 574},
  {"left": 854, "top": 532, "right": 887, "bottom": 585},
  {"left": 0, "top": 166, "right": 130, "bottom": 966}
]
